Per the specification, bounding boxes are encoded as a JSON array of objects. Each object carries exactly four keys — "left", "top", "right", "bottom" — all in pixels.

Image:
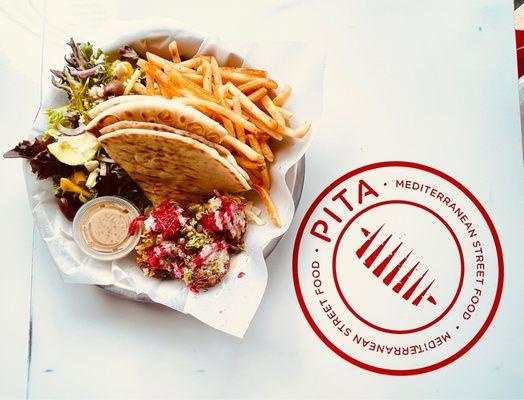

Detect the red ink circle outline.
[
  {"left": 332, "top": 200, "right": 464, "bottom": 334},
  {"left": 292, "top": 161, "right": 504, "bottom": 376}
]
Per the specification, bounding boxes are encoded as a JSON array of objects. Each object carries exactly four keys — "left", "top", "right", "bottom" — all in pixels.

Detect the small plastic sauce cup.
[{"left": 73, "top": 196, "right": 141, "bottom": 261}]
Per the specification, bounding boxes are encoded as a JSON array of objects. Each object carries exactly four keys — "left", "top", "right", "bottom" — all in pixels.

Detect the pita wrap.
[
  {"left": 98, "top": 129, "right": 251, "bottom": 206},
  {"left": 86, "top": 98, "right": 227, "bottom": 142},
  {"left": 99, "top": 120, "right": 250, "bottom": 181}
]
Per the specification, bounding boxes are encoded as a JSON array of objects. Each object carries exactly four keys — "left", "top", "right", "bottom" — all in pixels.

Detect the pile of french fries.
[{"left": 133, "top": 39, "right": 311, "bottom": 227}]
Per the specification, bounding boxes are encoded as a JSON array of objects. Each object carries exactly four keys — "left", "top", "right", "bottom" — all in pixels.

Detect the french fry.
[
  {"left": 267, "top": 121, "right": 310, "bottom": 138},
  {"left": 232, "top": 95, "right": 246, "bottom": 143},
  {"left": 260, "top": 162, "right": 271, "bottom": 189},
  {"left": 217, "top": 85, "right": 229, "bottom": 98},
  {"left": 246, "top": 169, "right": 263, "bottom": 186},
  {"left": 183, "top": 73, "right": 204, "bottom": 85},
  {"left": 260, "top": 95, "right": 286, "bottom": 130},
  {"left": 200, "top": 58, "right": 212, "bottom": 92},
  {"left": 253, "top": 184, "right": 281, "bottom": 227},
  {"left": 219, "top": 69, "right": 258, "bottom": 84},
  {"left": 175, "top": 58, "right": 203, "bottom": 69},
  {"left": 259, "top": 138, "right": 274, "bottom": 162},
  {"left": 237, "top": 78, "right": 278, "bottom": 93},
  {"left": 226, "top": 88, "right": 267, "bottom": 104},
  {"left": 222, "top": 117, "right": 236, "bottom": 137},
  {"left": 256, "top": 132, "right": 271, "bottom": 140},
  {"left": 220, "top": 66, "right": 268, "bottom": 77},
  {"left": 288, "top": 121, "right": 311, "bottom": 138},
  {"left": 133, "top": 82, "right": 148, "bottom": 95},
  {"left": 277, "top": 125, "right": 299, "bottom": 137},
  {"left": 146, "top": 52, "right": 171, "bottom": 68},
  {"left": 246, "top": 114, "right": 283, "bottom": 141},
  {"left": 236, "top": 156, "right": 265, "bottom": 171},
  {"left": 248, "top": 88, "right": 267, "bottom": 102},
  {"left": 226, "top": 82, "right": 278, "bottom": 130},
  {"left": 272, "top": 84, "right": 291, "bottom": 106},
  {"left": 246, "top": 136, "right": 271, "bottom": 188},
  {"left": 136, "top": 58, "right": 148, "bottom": 70},
  {"left": 145, "top": 70, "right": 155, "bottom": 94},
  {"left": 276, "top": 106, "right": 293, "bottom": 120},
  {"left": 168, "top": 40, "right": 181, "bottom": 63},
  {"left": 246, "top": 134, "right": 262, "bottom": 153},
  {"left": 222, "top": 135, "right": 264, "bottom": 163},
  {"left": 147, "top": 52, "right": 198, "bottom": 75},
  {"left": 210, "top": 56, "right": 223, "bottom": 89},
  {"left": 268, "top": 118, "right": 306, "bottom": 138},
  {"left": 174, "top": 97, "right": 258, "bottom": 133},
  {"left": 176, "top": 65, "right": 200, "bottom": 74},
  {"left": 216, "top": 89, "right": 236, "bottom": 136}
]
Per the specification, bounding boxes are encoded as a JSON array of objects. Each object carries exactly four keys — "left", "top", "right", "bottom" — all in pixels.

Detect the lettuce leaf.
[
  {"left": 52, "top": 39, "right": 113, "bottom": 122},
  {"left": 3, "top": 138, "right": 73, "bottom": 179},
  {"left": 43, "top": 105, "right": 70, "bottom": 139}
]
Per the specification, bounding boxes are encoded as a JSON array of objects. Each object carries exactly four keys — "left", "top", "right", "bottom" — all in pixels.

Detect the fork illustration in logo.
[{"left": 356, "top": 224, "right": 437, "bottom": 306}]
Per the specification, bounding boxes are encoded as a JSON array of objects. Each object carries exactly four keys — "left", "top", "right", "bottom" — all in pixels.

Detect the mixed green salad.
[{"left": 4, "top": 39, "right": 150, "bottom": 219}]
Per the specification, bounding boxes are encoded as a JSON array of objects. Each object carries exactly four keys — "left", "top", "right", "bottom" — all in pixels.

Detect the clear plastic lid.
[{"left": 72, "top": 196, "right": 141, "bottom": 261}]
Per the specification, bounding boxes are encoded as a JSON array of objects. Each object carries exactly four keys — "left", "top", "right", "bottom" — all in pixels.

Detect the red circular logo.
[{"left": 293, "top": 162, "right": 503, "bottom": 375}]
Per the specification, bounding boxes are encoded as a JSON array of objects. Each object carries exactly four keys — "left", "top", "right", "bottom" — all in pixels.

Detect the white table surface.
[{"left": 1, "top": 0, "right": 523, "bottom": 398}]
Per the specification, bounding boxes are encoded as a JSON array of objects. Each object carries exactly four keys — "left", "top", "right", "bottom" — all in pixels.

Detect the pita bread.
[
  {"left": 88, "top": 95, "right": 157, "bottom": 119},
  {"left": 98, "top": 120, "right": 250, "bottom": 182},
  {"left": 98, "top": 129, "right": 251, "bottom": 206},
  {"left": 86, "top": 98, "right": 227, "bottom": 142}
]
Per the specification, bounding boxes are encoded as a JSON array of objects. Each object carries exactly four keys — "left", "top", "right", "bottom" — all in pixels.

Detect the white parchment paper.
[{"left": 25, "top": 19, "right": 324, "bottom": 337}]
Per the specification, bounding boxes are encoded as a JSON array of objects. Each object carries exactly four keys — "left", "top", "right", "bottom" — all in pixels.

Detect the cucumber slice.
[{"left": 48, "top": 133, "right": 100, "bottom": 166}]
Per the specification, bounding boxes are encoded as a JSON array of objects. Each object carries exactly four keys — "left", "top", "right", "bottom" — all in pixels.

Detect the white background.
[{"left": 1, "top": 0, "right": 523, "bottom": 398}]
